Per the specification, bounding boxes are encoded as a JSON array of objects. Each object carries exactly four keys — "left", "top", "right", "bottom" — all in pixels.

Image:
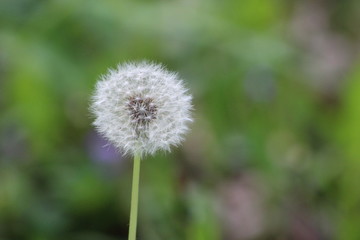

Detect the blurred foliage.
[{"left": 1, "top": 0, "right": 360, "bottom": 239}]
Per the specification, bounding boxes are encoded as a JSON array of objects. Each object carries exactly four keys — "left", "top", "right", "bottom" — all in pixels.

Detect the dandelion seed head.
[{"left": 91, "top": 61, "right": 193, "bottom": 156}]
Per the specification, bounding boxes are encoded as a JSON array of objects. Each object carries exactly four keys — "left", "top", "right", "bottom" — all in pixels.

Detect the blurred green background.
[{"left": 1, "top": 0, "right": 360, "bottom": 239}]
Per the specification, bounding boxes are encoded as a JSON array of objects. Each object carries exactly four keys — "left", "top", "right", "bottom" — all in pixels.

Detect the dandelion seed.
[{"left": 90, "top": 61, "right": 193, "bottom": 156}]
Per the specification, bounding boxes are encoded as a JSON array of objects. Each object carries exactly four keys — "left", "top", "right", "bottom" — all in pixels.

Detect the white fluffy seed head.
[{"left": 90, "top": 61, "right": 193, "bottom": 156}]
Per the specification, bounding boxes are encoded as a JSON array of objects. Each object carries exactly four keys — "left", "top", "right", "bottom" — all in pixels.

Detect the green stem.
[{"left": 128, "top": 153, "right": 141, "bottom": 240}]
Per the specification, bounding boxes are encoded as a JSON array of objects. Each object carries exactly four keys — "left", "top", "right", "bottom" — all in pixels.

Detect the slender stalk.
[{"left": 128, "top": 153, "right": 141, "bottom": 240}]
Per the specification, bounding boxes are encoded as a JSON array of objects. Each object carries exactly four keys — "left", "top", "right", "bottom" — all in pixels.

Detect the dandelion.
[
  {"left": 91, "top": 61, "right": 192, "bottom": 156},
  {"left": 90, "top": 61, "right": 193, "bottom": 240}
]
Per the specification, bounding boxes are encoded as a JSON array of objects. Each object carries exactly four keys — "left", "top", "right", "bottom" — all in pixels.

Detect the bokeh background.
[{"left": 1, "top": 0, "right": 360, "bottom": 239}]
